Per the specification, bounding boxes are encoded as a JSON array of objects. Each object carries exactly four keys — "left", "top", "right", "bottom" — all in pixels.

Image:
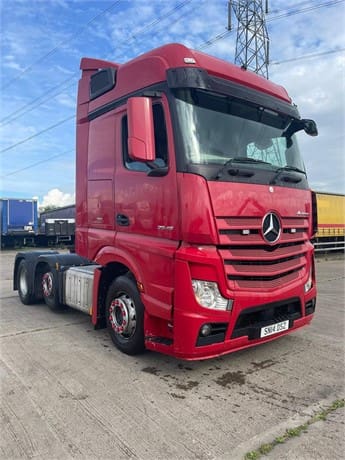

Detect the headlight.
[
  {"left": 192, "top": 279, "right": 232, "bottom": 311},
  {"left": 304, "top": 268, "right": 313, "bottom": 293}
]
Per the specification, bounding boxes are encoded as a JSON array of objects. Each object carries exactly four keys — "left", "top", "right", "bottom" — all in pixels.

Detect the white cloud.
[{"left": 40, "top": 188, "right": 75, "bottom": 209}]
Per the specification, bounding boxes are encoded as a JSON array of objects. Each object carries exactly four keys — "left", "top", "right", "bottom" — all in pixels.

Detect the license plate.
[{"left": 260, "top": 320, "right": 289, "bottom": 338}]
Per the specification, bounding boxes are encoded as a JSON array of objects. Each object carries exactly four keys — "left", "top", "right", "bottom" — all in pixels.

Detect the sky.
[{"left": 0, "top": 0, "right": 344, "bottom": 209}]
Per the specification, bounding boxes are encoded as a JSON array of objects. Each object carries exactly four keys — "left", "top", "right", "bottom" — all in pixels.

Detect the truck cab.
[{"left": 14, "top": 44, "right": 318, "bottom": 360}]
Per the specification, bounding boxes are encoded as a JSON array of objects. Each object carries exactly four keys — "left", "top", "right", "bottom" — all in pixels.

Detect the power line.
[
  {"left": 0, "top": 77, "right": 77, "bottom": 126},
  {"left": 270, "top": 0, "right": 344, "bottom": 15},
  {"left": 266, "top": 0, "right": 344, "bottom": 23},
  {"left": 0, "top": 149, "right": 74, "bottom": 178},
  {"left": 129, "top": 0, "right": 195, "bottom": 45},
  {"left": 122, "top": 0, "right": 192, "bottom": 46},
  {"left": 1, "top": 0, "right": 193, "bottom": 127},
  {"left": 0, "top": 115, "right": 75, "bottom": 155},
  {"left": 2, "top": 0, "right": 122, "bottom": 91},
  {"left": 271, "top": 48, "right": 345, "bottom": 65},
  {"left": 0, "top": 1, "right": 195, "bottom": 159},
  {"left": 269, "top": 0, "right": 324, "bottom": 14}
]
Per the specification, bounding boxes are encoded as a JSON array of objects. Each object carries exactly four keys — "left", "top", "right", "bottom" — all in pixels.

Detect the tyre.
[
  {"left": 106, "top": 275, "right": 145, "bottom": 355},
  {"left": 42, "top": 269, "right": 65, "bottom": 311},
  {"left": 17, "top": 260, "right": 35, "bottom": 305}
]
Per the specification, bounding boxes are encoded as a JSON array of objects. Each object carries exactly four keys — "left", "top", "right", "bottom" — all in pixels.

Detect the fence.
[{"left": 314, "top": 239, "right": 345, "bottom": 253}]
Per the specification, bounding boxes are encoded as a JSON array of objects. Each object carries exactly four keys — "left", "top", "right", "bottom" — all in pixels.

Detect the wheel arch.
[
  {"left": 93, "top": 246, "right": 147, "bottom": 311},
  {"left": 94, "top": 246, "right": 144, "bottom": 284},
  {"left": 94, "top": 260, "right": 136, "bottom": 328}
]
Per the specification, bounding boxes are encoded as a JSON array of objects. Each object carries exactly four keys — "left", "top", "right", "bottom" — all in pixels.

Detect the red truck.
[{"left": 14, "top": 43, "right": 318, "bottom": 360}]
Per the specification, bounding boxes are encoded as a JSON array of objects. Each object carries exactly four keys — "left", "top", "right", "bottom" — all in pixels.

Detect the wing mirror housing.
[
  {"left": 302, "top": 119, "right": 318, "bottom": 137},
  {"left": 284, "top": 118, "right": 318, "bottom": 139},
  {"left": 127, "top": 97, "right": 156, "bottom": 162}
]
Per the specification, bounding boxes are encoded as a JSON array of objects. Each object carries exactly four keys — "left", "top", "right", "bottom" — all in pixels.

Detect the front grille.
[
  {"left": 231, "top": 298, "right": 302, "bottom": 339},
  {"left": 226, "top": 253, "right": 302, "bottom": 266},
  {"left": 216, "top": 215, "right": 309, "bottom": 290},
  {"left": 216, "top": 216, "right": 309, "bottom": 246}
]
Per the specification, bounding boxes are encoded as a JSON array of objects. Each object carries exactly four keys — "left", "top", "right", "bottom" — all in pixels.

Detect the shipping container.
[{"left": 0, "top": 198, "right": 38, "bottom": 247}]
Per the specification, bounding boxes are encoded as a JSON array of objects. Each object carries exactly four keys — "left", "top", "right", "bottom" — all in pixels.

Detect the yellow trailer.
[{"left": 315, "top": 192, "right": 345, "bottom": 240}]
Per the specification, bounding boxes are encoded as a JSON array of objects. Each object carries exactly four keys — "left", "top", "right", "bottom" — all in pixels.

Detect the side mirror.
[
  {"left": 127, "top": 97, "right": 156, "bottom": 162},
  {"left": 283, "top": 118, "right": 318, "bottom": 142},
  {"left": 302, "top": 119, "right": 318, "bottom": 137}
]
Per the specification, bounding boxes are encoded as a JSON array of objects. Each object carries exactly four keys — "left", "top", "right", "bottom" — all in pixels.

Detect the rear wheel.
[
  {"left": 106, "top": 275, "right": 145, "bottom": 355},
  {"left": 17, "top": 260, "right": 35, "bottom": 305},
  {"left": 42, "top": 269, "right": 65, "bottom": 311}
]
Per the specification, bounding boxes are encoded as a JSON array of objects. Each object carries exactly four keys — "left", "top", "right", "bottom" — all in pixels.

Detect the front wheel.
[{"left": 106, "top": 275, "right": 145, "bottom": 355}]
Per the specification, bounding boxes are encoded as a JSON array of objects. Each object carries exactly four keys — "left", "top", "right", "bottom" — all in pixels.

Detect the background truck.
[
  {"left": 1, "top": 198, "right": 38, "bottom": 248},
  {"left": 13, "top": 43, "right": 318, "bottom": 360},
  {"left": 38, "top": 204, "right": 76, "bottom": 246}
]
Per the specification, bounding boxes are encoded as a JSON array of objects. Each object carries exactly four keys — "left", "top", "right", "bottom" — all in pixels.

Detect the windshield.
[{"left": 174, "top": 89, "right": 306, "bottom": 180}]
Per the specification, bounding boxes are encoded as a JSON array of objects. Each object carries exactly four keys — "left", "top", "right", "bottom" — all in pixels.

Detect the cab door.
[{"left": 114, "top": 96, "right": 180, "bottom": 320}]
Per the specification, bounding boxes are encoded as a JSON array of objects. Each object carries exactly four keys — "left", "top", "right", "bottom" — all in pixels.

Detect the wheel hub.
[
  {"left": 109, "top": 295, "right": 136, "bottom": 338},
  {"left": 42, "top": 272, "right": 53, "bottom": 297}
]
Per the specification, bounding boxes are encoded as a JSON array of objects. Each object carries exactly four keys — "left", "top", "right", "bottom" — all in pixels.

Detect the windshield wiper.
[
  {"left": 215, "top": 157, "right": 272, "bottom": 180},
  {"left": 270, "top": 166, "right": 306, "bottom": 185}
]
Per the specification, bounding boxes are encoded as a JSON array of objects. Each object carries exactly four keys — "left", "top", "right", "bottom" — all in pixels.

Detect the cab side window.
[{"left": 122, "top": 103, "right": 168, "bottom": 171}]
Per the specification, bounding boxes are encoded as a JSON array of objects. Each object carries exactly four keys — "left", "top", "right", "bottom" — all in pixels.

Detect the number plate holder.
[{"left": 260, "top": 320, "right": 289, "bottom": 338}]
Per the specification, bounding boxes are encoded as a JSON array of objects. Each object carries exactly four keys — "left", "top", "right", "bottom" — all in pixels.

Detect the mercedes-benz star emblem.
[{"left": 262, "top": 212, "right": 281, "bottom": 243}]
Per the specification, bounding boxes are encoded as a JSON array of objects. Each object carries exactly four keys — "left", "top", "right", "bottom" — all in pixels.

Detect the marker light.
[{"left": 192, "top": 280, "right": 232, "bottom": 311}]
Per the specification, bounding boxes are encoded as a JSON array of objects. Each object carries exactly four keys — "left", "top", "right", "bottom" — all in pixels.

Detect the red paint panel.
[
  {"left": 88, "top": 113, "right": 116, "bottom": 180},
  {"left": 87, "top": 180, "right": 115, "bottom": 259},
  {"left": 177, "top": 173, "right": 218, "bottom": 244},
  {"left": 208, "top": 182, "right": 311, "bottom": 219}
]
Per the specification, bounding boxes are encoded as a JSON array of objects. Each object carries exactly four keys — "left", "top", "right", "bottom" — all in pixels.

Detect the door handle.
[{"left": 116, "top": 214, "right": 130, "bottom": 226}]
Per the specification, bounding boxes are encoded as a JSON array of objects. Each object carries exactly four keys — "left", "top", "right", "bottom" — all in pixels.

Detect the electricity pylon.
[{"left": 228, "top": 0, "right": 269, "bottom": 79}]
